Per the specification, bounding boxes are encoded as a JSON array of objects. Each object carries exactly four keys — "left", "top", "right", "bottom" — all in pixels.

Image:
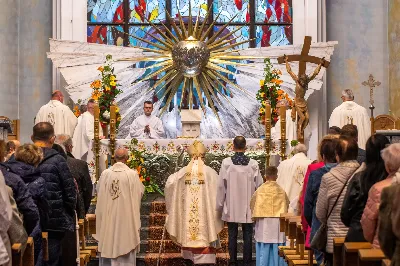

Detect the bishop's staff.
[{"left": 265, "top": 101, "right": 272, "bottom": 168}]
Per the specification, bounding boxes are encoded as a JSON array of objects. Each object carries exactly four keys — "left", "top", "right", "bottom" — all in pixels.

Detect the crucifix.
[
  {"left": 362, "top": 74, "right": 381, "bottom": 135},
  {"left": 277, "top": 36, "right": 330, "bottom": 143}
]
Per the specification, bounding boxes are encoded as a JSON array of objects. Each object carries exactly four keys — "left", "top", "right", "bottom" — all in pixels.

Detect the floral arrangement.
[
  {"left": 256, "top": 58, "right": 293, "bottom": 126},
  {"left": 90, "top": 54, "right": 123, "bottom": 129},
  {"left": 73, "top": 99, "right": 83, "bottom": 117},
  {"left": 127, "top": 138, "right": 164, "bottom": 197}
]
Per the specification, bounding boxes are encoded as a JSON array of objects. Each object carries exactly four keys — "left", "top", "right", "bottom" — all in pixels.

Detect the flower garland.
[
  {"left": 127, "top": 138, "right": 164, "bottom": 197},
  {"left": 256, "top": 58, "right": 293, "bottom": 127},
  {"left": 90, "top": 54, "right": 123, "bottom": 129}
]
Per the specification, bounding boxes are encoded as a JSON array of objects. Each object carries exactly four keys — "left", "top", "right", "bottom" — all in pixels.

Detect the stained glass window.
[
  {"left": 171, "top": 0, "right": 208, "bottom": 17},
  {"left": 213, "top": 0, "right": 250, "bottom": 23}
]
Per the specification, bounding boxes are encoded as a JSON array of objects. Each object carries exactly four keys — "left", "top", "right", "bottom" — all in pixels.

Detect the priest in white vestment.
[
  {"left": 35, "top": 91, "right": 77, "bottom": 137},
  {"left": 127, "top": 101, "right": 165, "bottom": 139},
  {"left": 72, "top": 99, "right": 96, "bottom": 160},
  {"left": 276, "top": 144, "right": 312, "bottom": 213},
  {"left": 329, "top": 89, "right": 371, "bottom": 149},
  {"left": 250, "top": 166, "right": 289, "bottom": 266},
  {"left": 216, "top": 136, "right": 263, "bottom": 266},
  {"left": 165, "top": 141, "right": 224, "bottom": 265},
  {"left": 95, "top": 148, "right": 144, "bottom": 266}
]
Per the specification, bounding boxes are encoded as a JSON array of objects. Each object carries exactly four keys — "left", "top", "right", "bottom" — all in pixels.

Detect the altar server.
[
  {"left": 95, "top": 148, "right": 144, "bottom": 266},
  {"left": 35, "top": 90, "right": 77, "bottom": 137},
  {"left": 276, "top": 144, "right": 312, "bottom": 212},
  {"left": 72, "top": 99, "right": 96, "bottom": 160},
  {"left": 250, "top": 166, "right": 289, "bottom": 266},
  {"left": 165, "top": 141, "right": 224, "bottom": 265},
  {"left": 216, "top": 136, "right": 263, "bottom": 266},
  {"left": 329, "top": 89, "right": 371, "bottom": 149},
  {"left": 127, "top": 101, "right": 165, "bottom": 139}
]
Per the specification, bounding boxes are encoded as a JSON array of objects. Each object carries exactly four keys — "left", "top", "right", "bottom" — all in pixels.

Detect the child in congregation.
[{"left": 250, "top": 166, "right": 289, "bottom": 266}]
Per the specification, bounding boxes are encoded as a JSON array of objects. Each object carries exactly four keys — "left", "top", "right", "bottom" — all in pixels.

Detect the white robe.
[
  {"left": 276, "top": 153, "right": 312, "bottom": 212},
  {"left": 127, "top": 115, "right": 165, "bottom": 139},
  {"left": 216, "top": 158, "right": 263, "bottom": 223},
  {"left": 35, "top": 100, "right": 77, "bottom": 137},
  {"left": 165, "top": 162, "right": 224, "bottom": 250},
  {"left": 329, "top": 101, "right": 371, "bottom": 149},
  {"left": 72, "top": 112, "right": 94, "bottom": 160},
  {"left": 94, "top": 162, "right": 144, "bottom": 263}
]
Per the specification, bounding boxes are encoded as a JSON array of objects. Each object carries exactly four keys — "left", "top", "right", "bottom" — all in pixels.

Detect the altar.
[{"left": 87, "top": 138, "right": 280, "bottom": 189}]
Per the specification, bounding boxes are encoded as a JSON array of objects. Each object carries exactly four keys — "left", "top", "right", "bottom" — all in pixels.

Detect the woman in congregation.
[
  {"left": 315, "top": 136, "right": 360, "bottom": 266},
  {"left": 340, "top": 134, "right": 389, "bottom": 242},
  {"left": 361, "top": 143, "right": 400, "bottom": 249}
]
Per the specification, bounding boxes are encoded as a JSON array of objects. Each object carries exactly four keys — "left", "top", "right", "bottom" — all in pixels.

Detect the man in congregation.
[
  {"left": 276, "top": 144, "right": 312, "bottom": 213},
  {"left": 165, "top": 141, "right": 223, "bottom": 265},
  {"left": 32, "top": 122, "right": 76, "bottom": 266},
  {"left": 72, "top": 99, "right": 96, "bottom": 160},
  {"left": 35, "top": 90, "right": 77, "bottom": 137},
  {"left": 329, "top": 89, "right": 371, "bottom": 149},
  {"left": 216, "top": 136, "right": 263, "bottom": 266},
  {"left": 95, "top": 148, "right": 144, "bottom": 266},
  {"left": 127, "top": 101, "right": 165, "bottom": 139},
  {"left": 340, "top": 124, "right": 366, "bottom": 164}
]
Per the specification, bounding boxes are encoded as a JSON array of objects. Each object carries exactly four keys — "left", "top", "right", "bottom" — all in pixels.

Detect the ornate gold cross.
[{"left": 362, "top": 74, "right": 381, "bottom": 106}]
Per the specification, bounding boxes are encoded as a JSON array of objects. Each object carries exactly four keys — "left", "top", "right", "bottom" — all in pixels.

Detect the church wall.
[
  {"left": 18, "top": 0, "right": 53, "bottom": 142},
  {"left": 389, "top": 0, "right": 400, "bottom": 117},
  {"left": 326, "top": 0, "right": 389, "bottom": 120},
  {"left": 0, "top": 0, "right": 19, "bottom": 119}
]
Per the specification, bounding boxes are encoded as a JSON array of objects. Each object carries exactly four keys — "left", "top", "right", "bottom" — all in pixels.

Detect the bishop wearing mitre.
[
  {"left": 165, "top": 141, "right": 224, "bottom": 265},
  {"left": 329, "top": 89, "right": 371, "bottom": 149},
  {"left": 95, "top": 148, "right": 144, "bottom": 266},
  {"left": 35, "top": 91, "right": 77, "bottom": 137}
]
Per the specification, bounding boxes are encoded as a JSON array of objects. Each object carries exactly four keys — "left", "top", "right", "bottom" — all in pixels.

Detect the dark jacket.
[
  {"left": 357, "top": 148, "right": 366, "bottom": 165},
  {"left": 0, "top": 163, "right": 40, "bottom": 235},
  {"left": 6, "top": 158, "right": 49, "bottom": 229},
  {"left": 66, "top": 153, "right": 93, "bottom": 218},
  {"left": 340, "top": 169, "right": 368, "bottom": 242},
  {"left": 304, "top": 163, "right": 337, "bottom": 242},
  {"left": 38, "top": 147, "right": 76, "bottom": 232},
  {"left": 378, "top": 184, "right": 400, "bottom": 266}
]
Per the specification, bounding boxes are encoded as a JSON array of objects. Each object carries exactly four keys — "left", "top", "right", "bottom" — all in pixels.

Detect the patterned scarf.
[{"left": 231, "top": 152, "right": 250, "bottom": 166}]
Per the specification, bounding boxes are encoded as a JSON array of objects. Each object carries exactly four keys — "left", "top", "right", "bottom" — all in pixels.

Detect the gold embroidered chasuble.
[{"left": 250, "top": 181, "right": 289, "bottom": 218}]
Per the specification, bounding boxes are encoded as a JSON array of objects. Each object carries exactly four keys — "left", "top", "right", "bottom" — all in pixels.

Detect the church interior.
[{"left": 0, "top": 0, "right": 400, "bottom": 266}]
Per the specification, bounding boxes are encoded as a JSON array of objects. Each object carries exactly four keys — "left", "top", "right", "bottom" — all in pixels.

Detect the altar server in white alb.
[
  {"left": 72, "top": 99, "right": 96, "bottom": 160},
  {"left": 216, "top": 136, "right": 263, "bottom": 266},
  {"left": 329, "top": 89, "right": 371, "bottom": 149},
  {"left": 35, "top": 90, "right": 77, "bottom": 137},
  {"left": 165, "top": 141, "right": 224, "bottom": 265},
  {"left": 95, "top": 148, "right": 144, "bottom": 266},
  {"left": 128, "top": 101, "right": 165, "bottom": 139},
  {"left": 276, "top": 144, "right": 312, "bottom": 213}
]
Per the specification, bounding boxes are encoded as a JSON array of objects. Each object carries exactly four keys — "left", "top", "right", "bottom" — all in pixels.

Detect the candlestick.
[
  {"left": 279, "top": 104, "right": 287, "bottom": 161},
  {"left": 94, "top": 103, "right": 100, "bottom": 182},
  {"left": 110, "top": 105, "right": 117, "bottom": 165},
  {"left": 265, "top": 101, "right": 271, "bottom": 169}
]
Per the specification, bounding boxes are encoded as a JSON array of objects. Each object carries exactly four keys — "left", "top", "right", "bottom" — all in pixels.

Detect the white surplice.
[
  {"left": 35, "top": 100, "right": 77, "bottom": 137},
  {"left": 165, "top": 162, "right": 224, "bottom": 262},
  {"left": 95, "top": 162, "right": 144, "bottom": 264},
  {"left": 72, "top": 112, "right": 95, "bottom": 160},
  {"left": 127, "top": 115, "right": 165, "bottom": 139},
  {"left": 329, "top": 101, "right": 371, "bottom": 149},
  {"left": 276, "top": 153, "right": 312, "bottom": 211},
  {"left": 216, "top": 158, "right": 263, "bottom": 223}
]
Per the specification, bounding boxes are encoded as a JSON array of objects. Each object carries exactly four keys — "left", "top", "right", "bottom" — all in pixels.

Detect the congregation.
[{"left": 1, "top": 89, "right": 400, "bottom": 266}]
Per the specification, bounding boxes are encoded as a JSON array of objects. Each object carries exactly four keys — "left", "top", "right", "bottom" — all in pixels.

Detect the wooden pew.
[
  {"left": 11, "top": 243, "right": 22, "bottom": 266},
  {"left": 86, "top": 214, "right": 96, "bottom": 235},
  {"left": 287, "top": 223, "right": 317, "bottom": 266},
  {"left": 281, "top": 216, "right": 300, "bottom": 258},
  {"left": 382, "top": 259, "right": 391, "bottom": 266},
  {"left": 333, "top": 237, "right": 345, "bottom": 266},
  {"left": 278, "top": 213, "right": 295, "bottom": 257},
  {"left": 343, "top": 242, "right": 372, "bottom": 266},
  {"left": 358, "top": 249, "right": 386, "bottom": 266},
  {"left": 42, "top": 232, "right": 49, "bottom": 262},
  {"left": 21, "top": 237, "right": 34, "bottom": 266}
]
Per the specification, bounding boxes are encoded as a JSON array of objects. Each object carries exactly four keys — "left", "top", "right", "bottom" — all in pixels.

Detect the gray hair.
[
  {"left": 342, "top": 89, "right": 354, "bottom": 100},
  {"left": 115, "top": 148, "right": 129, "bottom": 162},
  {"left": 381, "top": 143, "right": 400, "bottom": 173},
  {"left": 55, "top": 134, "right": 72, "bottom": 151},
  {"left": 293, "top": 143, "right": 308, "bottom": 155}
]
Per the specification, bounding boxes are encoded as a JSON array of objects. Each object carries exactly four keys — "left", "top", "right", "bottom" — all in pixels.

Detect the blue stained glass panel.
[
  {"left": 87, "top": 26, "right": 125, "bottom": 46},
  {"left": 129, "top": 0, "right": 166, "bottom": 23},
  {"left": 87, "top": 0, "right": 124, "bottom": 23},
  {"left": 255, "top": 25, "right": 292, "bottom": 47},
  {"left": 171, "top": 0, "right": 208, "bottom": 18},
  {"left": 213, "top": 0, "right": 250, "bottom": 23},
  {"left": 256, "top": 0, "right": 292, "bottom": 23},
  {"left": 213, "top": 26, "right": 250, "bottom": 50}
]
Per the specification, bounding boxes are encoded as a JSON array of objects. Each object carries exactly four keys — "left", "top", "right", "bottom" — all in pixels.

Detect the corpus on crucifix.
[{"left": 278, "top": 36, "right": 330, "bottom": 143}]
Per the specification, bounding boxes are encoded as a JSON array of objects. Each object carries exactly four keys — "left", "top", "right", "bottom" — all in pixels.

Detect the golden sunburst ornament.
[{"left": 119, "top": 3, "right": 258, "bottom": 122}]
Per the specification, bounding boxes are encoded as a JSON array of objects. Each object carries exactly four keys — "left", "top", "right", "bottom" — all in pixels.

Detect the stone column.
[{"left": 389, "top": 0, "right": 400, "bottom": 117}]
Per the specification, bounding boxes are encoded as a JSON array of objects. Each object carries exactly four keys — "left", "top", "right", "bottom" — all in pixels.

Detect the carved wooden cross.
[
  {"left": 362, "top": 74, "right": 381, "bottom": 106},
  {"left": 277, "top": 36, "right": 330, "bottom": 76}
]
